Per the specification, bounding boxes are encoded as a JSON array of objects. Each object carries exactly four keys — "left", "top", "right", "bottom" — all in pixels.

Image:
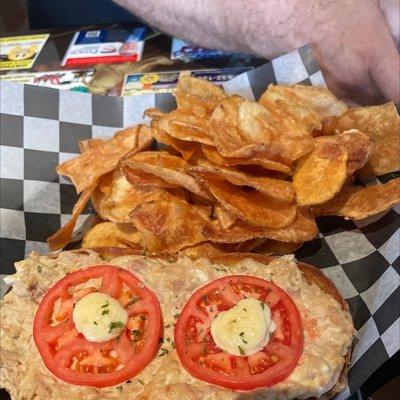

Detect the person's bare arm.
[{"left": 115, "top": 0, "right": 399, "bottom": 105}]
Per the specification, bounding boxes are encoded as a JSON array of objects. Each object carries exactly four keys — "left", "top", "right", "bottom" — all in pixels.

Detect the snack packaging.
[
  {"left": 122, "top": 67, "right": 252, "bottom": 96},
  {"left": 61, "top": 28, "right": 146, "bottom": 67},
  {"left": 0, "top": 34, "right": 49, "bottom": 71}
]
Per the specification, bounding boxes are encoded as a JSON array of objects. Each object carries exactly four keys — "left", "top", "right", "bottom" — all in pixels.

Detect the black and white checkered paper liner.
[{"left": 0, "top": 45, "right": 399, "bottom": 398}]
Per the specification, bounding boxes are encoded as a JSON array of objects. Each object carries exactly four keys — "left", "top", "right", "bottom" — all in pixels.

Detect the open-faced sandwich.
[{"left": 1, "top": 250, "right": 354, "bottom": 400}]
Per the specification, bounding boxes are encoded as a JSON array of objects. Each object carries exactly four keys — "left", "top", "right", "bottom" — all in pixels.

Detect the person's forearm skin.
[
  {"left": 115, "top": 0, "right": 400, "bottom": 104},
  {"left": 115, "top": 0, "right": 334, "bottom": 58}
]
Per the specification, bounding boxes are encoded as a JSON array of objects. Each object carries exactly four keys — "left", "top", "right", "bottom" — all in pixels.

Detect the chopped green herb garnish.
[
  {"left": 171, "top": 341, "right": 175, "bottom": 349},
  {"left": 238, "top": 345, "right": 245, "bottom": 356},
  {"left": 93, "top": 321, "right": 98, "bottom": 325},
  {"left": 36, "top": 265, "right": 42, "bottom": 273},
  {"left": 261, "top": 302, "right": 265, "bottom": 310},
  {"left": 101, "top": 309, "right": 109, "bottom": 315},
  {"left": 159, "top": 337, "right": 164, "bottom": 344},
  {"left": 126, "top": 380, "right": 132, "bottom": 384},
  {"left": 242, "top": 308, "right": 247, "bottom": 312},
  {"left": 101, "top": 301, "right": 109, "bottom": 308},
  {"left": 215, "top": 267, "right": 227, "bottom": 272},
  {"left": 173, "top": 313, "right": 180, "bottom": 319},
  {"left": 137, "top": 379, "right": 145, "bottom": 385},
  {"left": 108, "top": 321, "right": 124, "bottom": 333},
  {"left": 158, "top": 348, "right": 169, "bottom": 357},
  {"left": 239, "top": 332, "right": 248, "bottom": 344},
  {"left": 164, "top": 323, "right": 171, "bottom": 329},
  {"left": 116, "top": 386, "right": 123, "bottom": 393},
  {"left": 229, "top": 319, "right": 237, "bottom": 324}
]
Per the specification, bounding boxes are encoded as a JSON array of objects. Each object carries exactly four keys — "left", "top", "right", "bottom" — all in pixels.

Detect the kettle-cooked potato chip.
[
  {"left": 143, "top": 107, "right": 166, "bottom": 121},
  {"left": 293, "top": 140, "right": 348, "bottom": 206},
  {"left": 152, "top": 120, "right": 200, "bottom": 161},
  {"left": 175, "top": 76, "right": 227, "bottom": 118},
  {"left": 201, "top": 144, "right": 293, "bottom": 175},
  {"left": 209, "top": 97, "right": 314, "bottom": 162},
  {"left": 193, "top": 172, "right": 297, "bottom": 229},
  {"left": 57, "top": 125, "right": 153, "bottom": 193},
  {"left": 214, "top": 204, "right": 237, "bottom": 230},
  {"left": 123, "top": 151, "right": 211, "bottom": 199},
  {"left": 314, "top": 178, "right": 400, "bottom": 220},
  {"left": 179, "top": 242, "right": 235, "bottom": 258},
  {"left": 130, "top": 193, "right": 209, "bottom": 252},
  {"left": 260, "top": 85, "right": 348, "bottom": 131},
  {"left": 79, "top": 138, "right": 105, "bottom": 153},
  {"left": 159, "top": 109, "right": 214, "bottom": 145},
  {"left": 82, "top": 221, "right": 142, "bottom": 249},
  {"left": 48, "top": 184, "right": 96, "bottom": 250},
  {"left": 121, "top": 165, "right": 179, "bottom": 189},
  {"left": 96, "top": 169, "right": 167, "bottom": 223},
  {"left": 204, "top": 208, "right": 317, "bottom": 243},
  {"left": 316, "top": 129, "right": 374, "bottom": 175},
  {"left": 190, "top": 161, "right": 295, "bottom": 203},
  {"left": 324, "top": 102, "right": 400, "bottom": 176},
  {"left": 254, "top": 239, "right": 302, "bottom": 255}
]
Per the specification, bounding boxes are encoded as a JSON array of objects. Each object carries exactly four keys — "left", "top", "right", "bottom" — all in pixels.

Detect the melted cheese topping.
[
  {"left": 72, "top": 292, "right": 128, "bottom": 342},
  {"left": 211, "top": 298, "right": 276, "bottom": 356}
]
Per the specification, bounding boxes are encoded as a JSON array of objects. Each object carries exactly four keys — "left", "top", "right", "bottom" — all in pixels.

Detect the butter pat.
[
  {"left": 211, "top": 297, "right": 276, "bottom": 356},
  {"left": 73, "top": 292, "right": 128, "bottom": 342}
]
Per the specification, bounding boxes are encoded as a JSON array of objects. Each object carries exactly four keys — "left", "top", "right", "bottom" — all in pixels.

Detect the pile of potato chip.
[{"left": 49, "top": 77, "right": 400, "bottom": 258}]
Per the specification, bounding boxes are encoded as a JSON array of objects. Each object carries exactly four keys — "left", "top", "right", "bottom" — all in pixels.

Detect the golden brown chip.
[
  {"left": 152, "top": 122, "right": 200, "bottom": 161},
  {"left": 82, "top": 221, "right": 142, "bottom": 249},
  {"left": 175, "top": 76, "right": 227, "bottom": 118},
  {"left": 230, "top": 238, "right": 267, "bottom": 252},
  {"left": 201, "top": 144, "right": 293, "bottom": 175},
  {"left": 325, "top": 102, "right": 400, "bottom": 176},
  {"left": 48, "top": 184, "right": 96, "bottom": 250},
  {"left": 293, "top": 140, "right": 348, "bottom": 206},
  {"left": 214, "top": 205, "right": 237, "bottom": 230},
  {"left": 180, "top": 239, "right": 266, "bottom": 257},
  {"left": 314, "top": 178, "right": 400, "bottom": 220},
  {"left": 190, "top": 161, "right": 295, "bottom": 202},
  {"left": 96, "top": 169, "right": 167, "bottom": 223},
  {"left": 207, "top": 97, "right": 268, "bottom": 158},
  {"left": 193, "top": 173, "right": 297, "bottom": 229},
  {"left": 204, "top": 208, "right": 317, "bottom": 243},
  {"left": 79, "top": 138, "right": 104, "bottom": 153},
  {"left": 316, "top": 129, "right": 374, "bottom": 175},
  {"left": 254, "top": 239, "right": 302, "bottom": 255},
  {"left": 57, "top": 125, "right": 153, "bottom": 193},
  {"left": 260, "top": 85, "right": 347, "bottom": 131},
  {"left": 123, "top": 151, "right": 211, "bottom": 199},
  {"left": 143, "top": 107, "right": 166, "bottom": 121},
  {"left": 130, "top": 193, "right": 209, "bottom": 252},
  {"left": 121, "top": 165, "right": 178, "bottom": 189},
  {"left": 159, "top": 109, "right": 213, "bottom": 145},
  {"left": 209, "top": 97, "right": 314, "bottom": 162}
]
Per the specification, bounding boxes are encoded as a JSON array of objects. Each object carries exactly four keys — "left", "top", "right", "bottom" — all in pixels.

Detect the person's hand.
[
  {"left": 114, "top": 0, "right": 398, "bottom": 105},
  {"left": 298, "top": 0, "right": 399, "bottom": 105}
]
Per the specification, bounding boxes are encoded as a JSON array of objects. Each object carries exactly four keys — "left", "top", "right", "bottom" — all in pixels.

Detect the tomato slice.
[
  {"left": 174, "top": 275, "right": 303, "bottom": 391},
  {"left": 33, "top": 265, "right": 162, "bottom": 388}
]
